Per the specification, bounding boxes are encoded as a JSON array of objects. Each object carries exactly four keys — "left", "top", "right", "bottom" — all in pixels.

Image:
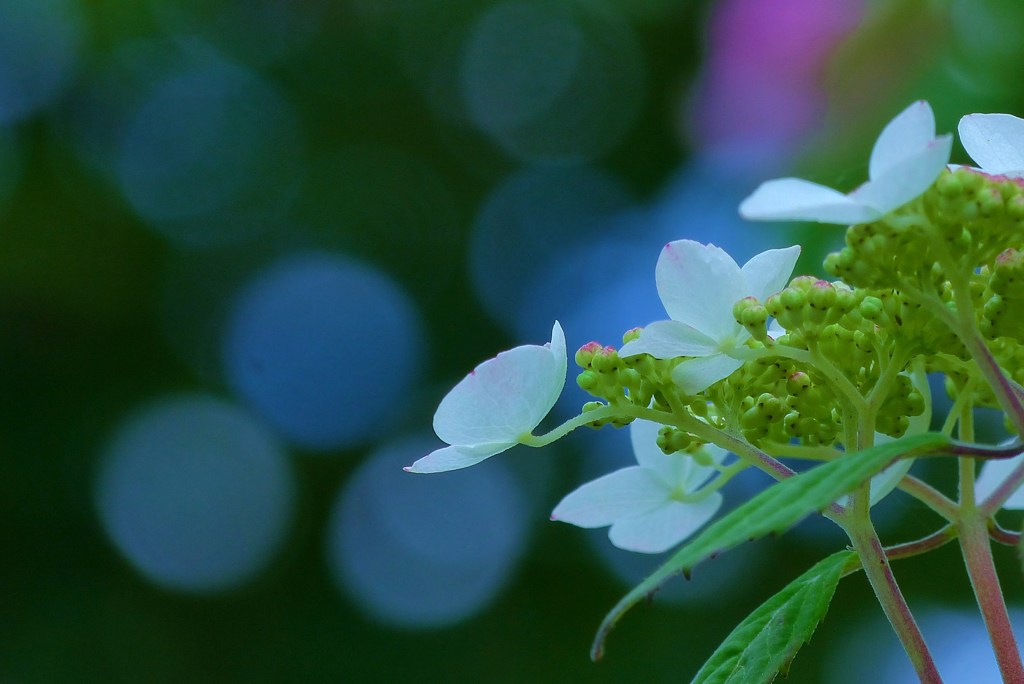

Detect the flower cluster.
[{"left": 410, "top": 101, "right": 1024, "bottom": 557}]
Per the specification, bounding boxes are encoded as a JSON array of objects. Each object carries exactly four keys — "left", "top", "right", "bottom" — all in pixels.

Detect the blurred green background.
[{"left": 4, "top": 0, "right": 1024, "bottom": 681}]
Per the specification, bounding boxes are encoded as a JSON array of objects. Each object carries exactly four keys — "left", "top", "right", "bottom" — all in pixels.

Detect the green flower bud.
[
  {"left": 590, "top": 346, "right": 620, "bottom": 374},
  {"left": 577, "top": 370, "right": 600, "bottom": 391},
  {"left": 734, "top": 296, "right": 769, "bottom": 341},
  {"left": 786, "top": 371, "right": 811, "bottom": 396},
  {"left": 859, "top": 296, "right": 883, "bottom": 320},
  {"left": 622, "top": 327, "right": 643, "bottom": 345},
  {"left": 575, "top": 341, "right": 603, "bottom": 368}
]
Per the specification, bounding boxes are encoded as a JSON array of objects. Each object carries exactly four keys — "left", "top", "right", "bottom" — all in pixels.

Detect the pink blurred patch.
[{"left": 690, "top": 0, "right": 863, "bottom": 152}]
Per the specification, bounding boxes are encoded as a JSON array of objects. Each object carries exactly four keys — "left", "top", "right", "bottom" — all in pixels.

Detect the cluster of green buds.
[
  {"left": 981, "top": 248, "right": 1024, "bottom": 341},
  {"left": 574, "top": 340, "right": 647, "bottom": 427},
  {"left": 823, "top": 168, "right": 1024, "bottom": 295}
]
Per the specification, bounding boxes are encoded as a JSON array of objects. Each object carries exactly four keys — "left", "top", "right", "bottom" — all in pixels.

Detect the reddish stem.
[{"left": 959, "top": 515, "right": 1024, "bottom": 683}]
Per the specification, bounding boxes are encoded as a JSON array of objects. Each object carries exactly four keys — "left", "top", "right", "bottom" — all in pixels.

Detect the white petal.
[
  {"left": 629, "top": 419, "right": 720, "bottom": 489},
  {"left": 655, "top": 240, "right": 745, "bottom": 341},
  {"left": 671, "top": 353, "right": 745, "bottom": 394},
  {"left": 548, "top": 320, "right": 568, "bottom": 378},
  {"left": 405, "top": 443, "right": 511, "bottom": 473},
  {"left": 850, "top": 135, "right": 952, "bottom": 214},
  {"left": 868, "top": 458, "right": 914, "bottom": 505},
  {"left": 550, "top": 467, "right": 668, "bottom": 527},
  {"left": 741, "top": 245, "right": 801, "bottom": 302},
  {"left": 433, "top": 322, "right": 566, "bottom": 447},
  {"left": 959, "top": 113, "right": 1024, "bottom": 176},
  {"left": 739, "top": 178, "right": 881, "bottom": 224},
  {"left": 629, "top": 417, "right": 671, "bottom": 471},
  {"left": 608, "top": 494, "right": 722, "bottom": 553},
  {"left": 869, "top": 101, "right": 938, "bottom": 180},
  {"left": 976, "top": 451, "right": 1024, "bottom": 509},
  {"left": 619, "top": 320, "right": 719, "bottom": 359}
]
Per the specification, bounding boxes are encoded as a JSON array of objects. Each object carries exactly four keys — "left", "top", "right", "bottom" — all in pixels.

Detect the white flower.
[
  {"left": 739, "top": 101, "right": 953, "bottom": 224},
  {"left": 550, "top": 419, "right": 727, "bottom": 553},
  {"left": 406, "top": 322, "right": 567, "bottom": 474},
  {"left": 974, "top": 440, "right": 1024, "bottom": 509},
  {"left": 618, "top": 240, "right": 800, "bottom": 394},
  {"left": 958, "top": 113, "right": 1024, "bottom": 178}
]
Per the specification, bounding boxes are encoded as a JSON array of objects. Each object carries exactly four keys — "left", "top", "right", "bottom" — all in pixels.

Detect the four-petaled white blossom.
[
  {"left": 958, "top": 113, "right": 1024, "bottom": 178},
  {"left": 550, "top": 419, "right": 727, "bottom": 553},
  {"left": 618, "top": 240, "right": 800, "bottom": 394},
  {"left": 405, "top": 322, "right": 567, "bottom": 474},
  {"left": 739, "top": 101, "right": 953, "bottom": 224}
]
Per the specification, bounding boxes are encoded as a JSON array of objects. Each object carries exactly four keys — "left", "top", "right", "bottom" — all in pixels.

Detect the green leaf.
[
  {"left": 691, "top": 550, "right": 856, "bottom": 684},
  {"left": 591, "top": 431, "right": 949, "bottom": 660}
]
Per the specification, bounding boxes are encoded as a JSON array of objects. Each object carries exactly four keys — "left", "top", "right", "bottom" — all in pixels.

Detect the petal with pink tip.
[
  {"left": 655, "top": 240, "right": 745, "bottom": 341},
  {"left": 432, "top": 321, "right": 566, "bottom": 448}
]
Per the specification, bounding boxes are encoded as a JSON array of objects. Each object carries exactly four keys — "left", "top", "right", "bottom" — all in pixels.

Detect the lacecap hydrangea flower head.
[{"left": 407, "top": 98, "right": 1024, "bottom": 684}]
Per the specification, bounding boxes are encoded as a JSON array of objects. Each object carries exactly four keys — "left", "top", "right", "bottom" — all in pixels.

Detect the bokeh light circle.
[
  {"left": 146, "top": 0, "right": 328, "bottom": 66},
  {"left": 326, "top": 437, "right": 529, "bottom": 628},
  {"left": 0, "top": 0, "right": 83, "bottom": 124},
  {"left": 825, "top": 606, "right": 1024, "bottom": 683},
  {"left": 58, "top": 39, "right": 183, "bottom": 183},
  {"left": 223, "top": 253, "right": 421, "bottom": 451},
  {"left": 470, "top": 165, "right": 633, "bottom": 331},
  {"left": 116, "top": 52, "right": 303, "bottom": 246},
  {"left": 95, "top": 394, "right": 294, "bottom": 593},
  {"left": 459, "top": 0, "right": 645, "bottom": 163}
]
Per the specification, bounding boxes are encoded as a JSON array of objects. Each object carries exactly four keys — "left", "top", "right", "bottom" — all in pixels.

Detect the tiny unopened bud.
[
  {"left": 859, "top": 296, "right": 883, "bottom": 320},
  {"left": 577, "top": 370, "right": 600, "bottom": 391},
  {"left": 575, "top": 341, "right": 603, "bottom": 368},
  {"left": 622, "top": 327, "right": 643, "bottom": 344},
  {"left": 787, "top": 371, "right": 811, "bottom": 396},
  {"left": 590, "top": 346, "right": 620, "bottom": 374}
]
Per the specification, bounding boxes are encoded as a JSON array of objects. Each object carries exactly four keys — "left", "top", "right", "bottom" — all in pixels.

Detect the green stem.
[
  {"left": 898, "top": 475, "right": 959, "bottom": 522},
  {"left": 956, "top": 395, "right": 1024, "bottom": 682},
  {"left": 943, "top": 262, "right": 1024, "bottom": 435},
  {"left": 979, "top": 454, "right": 1024, "bottom": 518},
  {"left": 845, "top": 512, "right": 943, "bottom": 683},
  {"left": 526, "top": 402, "right": 799, "bottom": 485},
  {"left": 522, "top": 404, "right": 632, "bottom": 446},
  {"left": 959, "top": 326, "right": 1024, "bottom": 435},
  {"left": 742, "top": 343, "right": 868, "bottom": 415}
]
